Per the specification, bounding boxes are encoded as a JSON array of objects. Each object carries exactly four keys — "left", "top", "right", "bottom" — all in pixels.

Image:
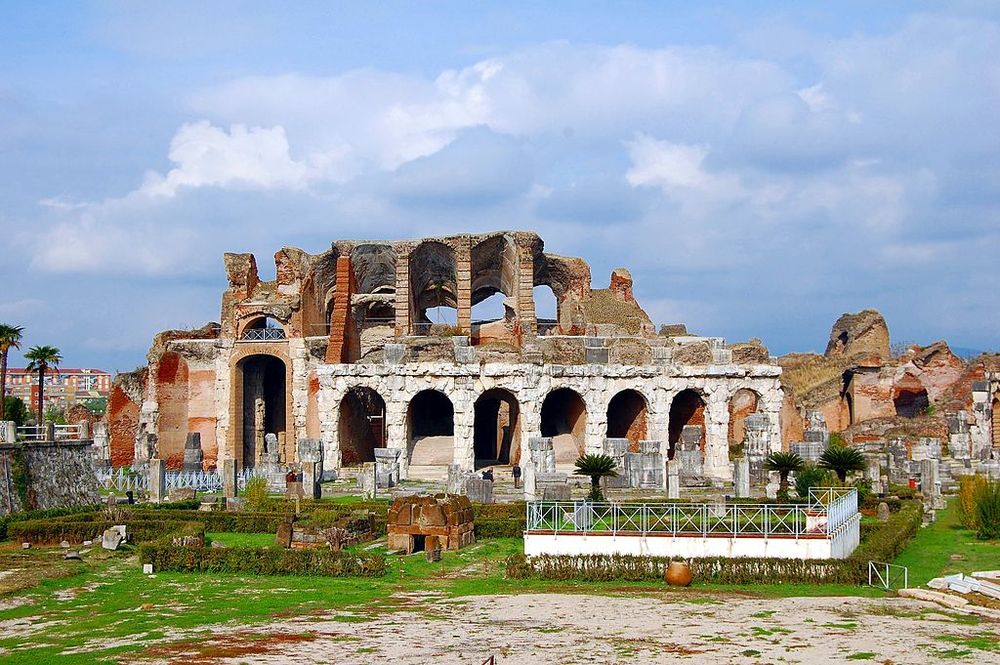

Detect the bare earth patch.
[{"left": 125, "top": 593, "right": 1000, "bottom": 664}]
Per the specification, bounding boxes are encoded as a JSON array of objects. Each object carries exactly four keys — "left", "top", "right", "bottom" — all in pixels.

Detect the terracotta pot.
[{"left": 665, "top": 561, "right": 693, "bottom": 587}]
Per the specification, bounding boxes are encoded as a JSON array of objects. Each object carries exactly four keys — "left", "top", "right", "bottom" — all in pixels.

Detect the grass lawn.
[
  {"left": 893, "top": 497, "right": 1000, "bottom": 585},
  {"left": 206, "top": 532, "right": 276, "bottom": 548}
]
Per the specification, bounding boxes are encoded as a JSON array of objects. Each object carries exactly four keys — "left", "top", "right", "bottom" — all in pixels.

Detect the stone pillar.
[
  {"left": 517, "top": 242, "right": 537, "bottom": 337},
  {"left": 298, "top": 438, "right": 323, "bottom": 499},
  {"left": 45, "top": 421, "right": 56, "bottom": 442},
  {"left": 666, "top": 460, "right": 680, "bottom": 499},
  {"left": 386, "top": 398, "right": 408, "bottom": 479},
  {"left": 703, "top": 393, "right": 731, "bottom": 482},
  {"left": 456, "top": 238, "right": 472, "bottom": 333},
  {"left": 394, "top": 251, "right": 410, "bottom": 336},
  {"left": 77, "top": 421, "right": 91, "bottom": 440},
  {"left": 733, "top": 457, "right": 750, "bottom": 498},
  {"left": 0, "top": 421, "right": 16, "bottom": 443},
  {"left": 183, "top": 433, "right": 204, "bottom": 472},
  {"left": 149, "top": 458, "right": 167, "bottom": 504},
  {"left": 92, "top": 422, "right": 110, "bottom": 468},
  {"left": 452, "top": 387, "right": 475, "bottom": 472},
  {"left": 221, "top": 458, "right": 238, "bottom": 499}
]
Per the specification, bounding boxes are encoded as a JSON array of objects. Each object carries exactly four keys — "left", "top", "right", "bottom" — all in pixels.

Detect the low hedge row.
[
  {"left": 474, "top": 518, "right": 525, "bottom": 539},
  {"left": 507, "top": 500, "right": 924, "bottom": 585},
  {"left": 0, "top": 504, "right": 100, "bottom": 541},
  {"left": 138, "top": 544, "right": 387, "bottom": 576},
  {"left": 8, "top": 517, "right": 204, "bottom": 545}
]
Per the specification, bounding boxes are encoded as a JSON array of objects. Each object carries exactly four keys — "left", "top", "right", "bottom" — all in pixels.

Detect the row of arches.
[{"left": 337, "top": 385, "right": 765, "bottom": 472}]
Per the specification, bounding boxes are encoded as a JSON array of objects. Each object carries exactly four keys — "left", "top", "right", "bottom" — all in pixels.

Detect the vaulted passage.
[
  {"left": 606, "top": 389, "right": 647, "bottom": 451},
  {"left": 238, "top": 354, "right": 286, "bottom": 468},
  {"left": 474, "top": 389, "right": 520, "bottom": 468},
  {"left": 893, "top": 374, "right": 929, "bottom": 418},
  {"left": 727, "top": 389, "right": 759, "bottom": 445},
  {"left": 668, "top": 389, "right": 705, "bottom": 458},
  {"left": 338, "top": 387, "right": 386, "bottom": 465},
  {"left": 406, "top": 390, "right": 455, "bottom": 475},
  {"left": 541, "top": 388, "right": 587, "bottom": 463}
]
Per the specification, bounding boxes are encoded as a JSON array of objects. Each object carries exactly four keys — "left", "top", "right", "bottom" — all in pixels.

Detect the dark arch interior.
[
  {"left": 474, "top": 389, "right": 520, "bottom": 468},
  {"left": 894, "top": 386, "right": 929, "bottom": 418},
  {"left": 541, "top": 388, "right": 587, "bottom": 462},
  {"left": 668, "top": 389, "right": 705, "bottom": 458},
  {"left": 409, "top": 390, "right": 454, "bottom": 438},
  {"left": 727, "top": 389, "right": 759, "bottom": 445},
  {"left": 606, "top": 389, "right": 647, "bottom": 450},
  {"left": 845, "top": 392, "right": 855, "bottom": 425},
  {"left": 339, "top": 387, "right": 387, "bottom": 465},
  {"left": 239, "top": 354, "right": 286, "bottom": 467}
]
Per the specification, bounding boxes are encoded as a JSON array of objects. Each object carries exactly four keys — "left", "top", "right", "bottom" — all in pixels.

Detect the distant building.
[{"left": 5, "top": 368, "right": 112, "bottom": 412}]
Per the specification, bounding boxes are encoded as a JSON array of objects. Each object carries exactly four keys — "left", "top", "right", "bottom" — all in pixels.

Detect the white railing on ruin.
[
  {"left": 96, "top": 467, "right": 264, "bottom": 493},
  {"left": 868, "top": 561, "right": 909, "bottom": 591},
  {"left": 524, "top": 497, "right": 858, "bottom": 539},
  {"left": 16, "top": 424, "right": 83, "bottom": 442},
  {"left": 241, "top": 327, "right": 286, "bottom": 341},
  {"left": 809, "top": 487, "right": 859, "bottom": 536}
]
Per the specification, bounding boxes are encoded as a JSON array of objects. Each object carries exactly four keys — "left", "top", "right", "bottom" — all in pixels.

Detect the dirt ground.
[{"left": 130, "top": 593, "right": 1000, "bottom": 664}]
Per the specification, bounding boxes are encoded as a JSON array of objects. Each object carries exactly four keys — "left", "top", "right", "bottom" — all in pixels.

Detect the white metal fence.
[
  {"left": 526, "top": 489, "right": 859, "bottom": 540},
  {"left": 16, "top": 424, "right": 84, "bottom": 441},
  {"left": 95, "top": 467, "right": 261, "bottom": 493},
  {"left": 868, "top": 561, "right": 909, "bottom": 590}
]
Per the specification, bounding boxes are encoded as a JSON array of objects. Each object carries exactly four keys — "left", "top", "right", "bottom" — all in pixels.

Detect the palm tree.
[
  {"left": 763, "top": 451, "right": 804, "bottom": 499},
  {"left": 819, "top": 445, "right": 866, "bottom": 483},
  {"left": 24, "top": 345, "right": 61, "bottom": 424},
  {"left": 0, "top": 324, "right": 24, "bottom": 421},
  {"left": 573, "top": 453, "right": 619, "bottom": 502}
]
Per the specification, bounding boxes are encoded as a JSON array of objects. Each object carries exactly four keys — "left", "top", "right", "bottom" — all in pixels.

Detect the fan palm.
[
  {"left": 0, "top": 324, "right": 24, "bottom": 421},
  {"left": 573, "top": 453, "right": 618, "bottom": 502},
  {"left": 763, "top": 451, "right": 804, "bottom": 498},
  {"left": 819, "top": 445, "right": 866, "bottom": 483},
  {"left": 24, "top": 345, "right": 61, "bottom": 424}
]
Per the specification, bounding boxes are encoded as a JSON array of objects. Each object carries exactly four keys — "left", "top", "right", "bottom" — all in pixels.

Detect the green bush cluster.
[
  {"left": 138, "top": 544, "right": 387, "bottom": 576},
  {"left": 973, "top": 478, "right": 1000, "bottom": 540},
  {"left": 850, "top": 500, "right": 922, "bottom": 565},
  {"left": 8, "top": 515, "right": 204, "bottom": 545},
  {"left": 0, "top": 504, "right": 99, "bottom": 540},
  {"left": 474, "top": 518, "right": 524, "bottom": 539}
]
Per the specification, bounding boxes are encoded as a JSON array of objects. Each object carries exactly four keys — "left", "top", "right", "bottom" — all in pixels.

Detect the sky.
[{"left": 1, "top": 1, "right": 998, "bottom": 372}]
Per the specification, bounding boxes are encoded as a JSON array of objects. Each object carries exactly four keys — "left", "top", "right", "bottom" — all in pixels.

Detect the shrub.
[
  {"left": 8, "top": 517, "right": 204, "bottom": 545},
  {"left": 472, "top": 503, "right": 525, "bottom": 520},
  {"left": 139, "top": 544, "right": 386, "bottom": 576},
  {"left": 242, "top": 476, "right": 271, "bottom": 512},
  {"left": 474, "top": 518, "right": 524, "bottom": 539},
  {"left": 0, "top": 504, "right": 100, "bottom": 541},
  {"left": 794, "top": 464, "right": 832, "bottom": 499},
  {"left": 973, "top": 478, "right": 1000, "bottom": 540},
  {"left": 957, "top": 475, "right": 986, "bottom": 530}
]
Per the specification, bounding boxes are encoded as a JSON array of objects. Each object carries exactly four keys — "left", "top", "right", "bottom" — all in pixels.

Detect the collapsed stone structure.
[
  {"left": 114, "top": 231, "right": 783, "bottom": 484},
  {"left": 387, "top": 494, "right": 475, "bottom": 553}
]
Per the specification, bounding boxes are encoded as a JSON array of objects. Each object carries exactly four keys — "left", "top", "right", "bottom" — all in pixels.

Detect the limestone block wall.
[
  {"left": 0, "top": 441, "right": 100, "bottom": 515},
  {"left": 316, "top": 361, "right": 782, "bottom": 482}
]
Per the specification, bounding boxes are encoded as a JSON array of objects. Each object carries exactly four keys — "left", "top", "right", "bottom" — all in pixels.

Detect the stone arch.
[
  {"left": 406, "top": 389, "right": 455, "bottom": 470},
  {"left": 668, "top": 388, "right": 706, "bottom": 459},
  {"left": 474, "top": 388, "right": 521, "bottom": 468},
  {"left": 234, "top": 353, "right": 287, "bottom": 468},
  {"left": 893, "top": 373, "right": 929, "bottom": 418},
  {"left": 541, "top": 387, "right": 587, "bottom": 462},
  {"left": 338, "top": 386, "right": 387, "bottom": 466},
  {"left": 239, "top": 315, "right": 287, "bottom": 340},
  {"left": 727, "top": 388, "right": 760, "bottom": 446},
  {"left": 606, "top": 388, "right": 648, "bottom": 451},
  {"left": 409, "top": 241, "right": 458, "bottom": 331}
]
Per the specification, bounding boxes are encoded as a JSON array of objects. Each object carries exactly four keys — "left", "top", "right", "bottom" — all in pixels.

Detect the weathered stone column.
[
  {"left": 452, "top": 382, "right": 475, "bottom": 472},
  {"left": 0, "top": 421, "right": 16, "bottom": 443},
  {"left": 221, "top": 458, "right": 238, "bottom": 498},
  {"left": 456, "top": 238, "right": 472, "bottom": 333},
  {"left": 733, "top": 457, "right": 750, "bottom": 497},
  {"left": 386, "top": 398, "right": 409, "bottom": 479},
  {"left": 703, "top": 389, "right": 731, "bottom": 482},
  {"left": 394, "top": 251, "right": 411, "bottom": 336},
  {"left": 149, "top": 458, "right": 167, "bottom": 503},
  {"left": 517, "top": 242, "right": 537, "bottom": 337}
]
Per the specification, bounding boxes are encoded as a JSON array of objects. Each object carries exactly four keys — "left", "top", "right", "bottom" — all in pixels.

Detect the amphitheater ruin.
[{"left": 115, "top": 230, "right": 791, "bottom": 485}]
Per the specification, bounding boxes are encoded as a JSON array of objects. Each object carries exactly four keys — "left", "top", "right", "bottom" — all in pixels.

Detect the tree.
[
  {"left": 573, "top": 453, "right": 618, "bottom": 502},
  {"left": 763, "top": 451, "right": 804, "bottom": 499},
  {"left": 81, "top": 397, "right": 107, "bottom": 416},
  {"left": 819, "top": 445, "right": 866, "bottom": 483},
  {"left": 793, "top": 463, "right": 831, "bottom": 499},
  {"left": 0, "top": 324, "right": 24, "bottom": 421},
  {"left": 24, "top": 345, "right": 62, "bottom": 424},
  {"left": 3, "top": 396, "right": 29, "bottom": 427}
]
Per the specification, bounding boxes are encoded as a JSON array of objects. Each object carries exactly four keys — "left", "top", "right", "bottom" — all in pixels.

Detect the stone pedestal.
[
  {"left": 677, "top": 427, "right": 704, "bottom": 486},
  {"left": 524, "top": 437, "right": 556, "bottom": 500},
  {"left": 358, "top": 462, "right": 377, "bottom": 499},
  {"left": 0, "top": 421, "right": 16, "bottom": 444},
  {"left": 666, "top": 460, "right": 680, "bottom": 499},
  {"left": 733, "top": 457, "right": 750, "bottom": 498},
  {"left": 92, "top": 422, "right": 110, "bottom": 468},
  {"left": 537, "top": 472, "right": 570, "bottom": 501},
  {"left": 149, "top": 458, "right": 166, "bottom": 504},
  {"left": 183, "top": 433, "right": 204, "bottom": 472},
  {"left": 465, "top": 477, "right": 494, "bottom": 504},
  {"left": 298, "top": 438, "right": 324, "bottom": 499},
  {"left": 602, "top": 438, "right": 630, "bottom": 488},
  {"left": 221, "top": 458, "right": 237, "bottom": 498},
  {"left": 374, "top": 448, "right": 401, "bottom": 489}
]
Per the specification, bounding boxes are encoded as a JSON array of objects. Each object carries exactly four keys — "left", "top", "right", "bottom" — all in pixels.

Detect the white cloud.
[{"left": 625, "top": 135, "right": 712, "bottom": 189}]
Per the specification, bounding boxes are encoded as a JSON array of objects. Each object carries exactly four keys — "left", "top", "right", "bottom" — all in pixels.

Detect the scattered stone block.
[
  {"left": 877, "top": 502, "right": 890, "bottom": 522},
  {"left": 143, "top": 564, "right": 153, "bottom": 574},
  {"left": 101, "top": 525, "right": 127, "bottom": 551}
]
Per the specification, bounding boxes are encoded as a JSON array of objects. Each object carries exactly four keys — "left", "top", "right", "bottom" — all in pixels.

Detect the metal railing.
[
  {"left": 241, "top": 327, "right": 286, "bottom": 341},
  {"left": 16, "top": 424, "right": 84, "bottom": 441},
  {"left": 868, "top": 561, "right": 908, "bottom": 590},
  {"left": 527, "top": 501, "right": 829, "bottom": 538},
  {"left": 95, "top": 468, "right": 262, "bottom": 493}
]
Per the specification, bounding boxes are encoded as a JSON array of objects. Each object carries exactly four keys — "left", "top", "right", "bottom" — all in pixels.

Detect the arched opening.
[
  {"left": 541, "top": 388, "right": 587, "bottom": 463},
  {"left": 992, "top": 394, "right": 1000, "bottom": 448},
  {"left": 471, "top": 292, "right": 516, "bottom": 345},
  {"left": 241, "top": 316, "right": 286, "bottom": 341},
  {"left": 409, "top": 241, "right": 458, "bottom": 334},
  {"left": 533, "top": 285, "right": 558, "bottom": 335},
  {"left": 606, "top": 389, "right": 647, "bottom": 451},
  {"left": 338, "top": 387, "right": 387, "bottom": 466},
  {"left": 668, "top": 389, "right": 706, "bottom": 459},
  {"left": 406, "top": 390, "right": 455, "bottom": 473},
  {"left": 893, "top": 373, "right": 929, "bottom": 418},
  {"left": 474, "top": 388, "right": 520, "bottom": 468},
  {"left": 845, "top": 392, "right": 855, "bottom": 426},
  {"left": 238, "top": 354, "right": 286, "bottom": 467},
  {"left": 728, "top": 389, "right": 760, "bottom": 446}
]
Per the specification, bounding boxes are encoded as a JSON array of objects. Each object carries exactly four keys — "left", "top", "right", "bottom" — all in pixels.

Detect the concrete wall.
[{"left": 0, "top": 440, "right": 100, "bottom": 515}]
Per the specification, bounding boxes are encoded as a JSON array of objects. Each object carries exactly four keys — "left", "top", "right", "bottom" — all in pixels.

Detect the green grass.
[
  {"left": 845, "top": 652, "right": 877, "bottom": 660},
  {"left": 206, "top": 532, "right": 276, "bottom": 548},
  {"left": 893, "top": 498, "right": 1000, "bottom": 585}
]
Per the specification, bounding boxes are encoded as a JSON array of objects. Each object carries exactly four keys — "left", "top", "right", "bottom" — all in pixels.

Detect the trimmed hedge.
[
  {"left": 507, "top": 500, "right": 924, "bottom": 585},
  {"left": 8, "top": 516, "right": 205, "bottom": 545},
  {"left": 0, "top": 504, "right": 100, "bottom": 541},
  {"left": 474, "top": 518, "right": 525, "bottom": 539},
  {"left": 138, "top": 544, "right": 387, "bottom": 576}
]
